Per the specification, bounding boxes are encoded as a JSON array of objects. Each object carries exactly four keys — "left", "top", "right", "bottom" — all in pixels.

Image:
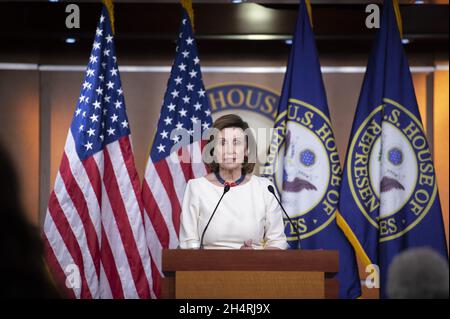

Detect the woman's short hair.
[{"left": 204, "top": 114, "right": 256, "bottom": 174}]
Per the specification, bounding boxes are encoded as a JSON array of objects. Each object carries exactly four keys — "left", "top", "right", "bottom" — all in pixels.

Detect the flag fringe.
[{"left": 336, "top": 211, "right": 374, "bottom": 268}]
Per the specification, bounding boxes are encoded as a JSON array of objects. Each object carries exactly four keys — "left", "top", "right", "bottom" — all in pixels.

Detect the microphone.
[
  {"left": 267, "top": 185, "right": 301, "bottom": 249},
  {"left": 199, "top": 184, "right": 231, "bottom": 249}
]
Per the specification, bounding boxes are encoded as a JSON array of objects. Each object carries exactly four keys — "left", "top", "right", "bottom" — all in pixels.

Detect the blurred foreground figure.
[
  {"left": 0, "top": 144, "right": 60, "bottom": 298},
  {"left": 387, "top": 247, "right": 449, "bottom": 299}
]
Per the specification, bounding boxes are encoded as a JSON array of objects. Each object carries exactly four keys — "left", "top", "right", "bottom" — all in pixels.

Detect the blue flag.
[
  {"left": 338, "top": 0, "right": 448, "bottom": 298},
  {"left": 262, "top": 0, "right": 361, "bottom": 299}
]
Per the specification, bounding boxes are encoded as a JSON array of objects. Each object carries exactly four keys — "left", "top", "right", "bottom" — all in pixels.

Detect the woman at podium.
[{"left": 179, "top": 114, "right": 288, "bottom": 250}]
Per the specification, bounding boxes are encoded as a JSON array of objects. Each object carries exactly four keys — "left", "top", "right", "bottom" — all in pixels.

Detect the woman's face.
[{"left": 215, "top": 127, "right": 247, "bottom": 171}]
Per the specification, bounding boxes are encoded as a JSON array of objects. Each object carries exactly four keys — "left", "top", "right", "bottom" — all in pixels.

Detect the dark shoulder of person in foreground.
[{"left": 0, "top": 144, "right": 61, "bottom": 298}]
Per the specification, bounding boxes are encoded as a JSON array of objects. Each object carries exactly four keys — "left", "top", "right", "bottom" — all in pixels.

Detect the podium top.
[{"left": 162, "top": 249, "right": 338, "bottom": 274}]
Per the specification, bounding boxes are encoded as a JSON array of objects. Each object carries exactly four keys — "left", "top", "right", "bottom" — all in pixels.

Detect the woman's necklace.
[{"left": 214, "top": 171, "right": 246, "bottom": 187}]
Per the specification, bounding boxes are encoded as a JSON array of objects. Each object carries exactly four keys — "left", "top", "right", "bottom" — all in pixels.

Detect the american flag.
[
  {"left": 142, "top": 8, "right": 212, "bottom": 298},
  {"left": 43, "top": 7, "right": 154, "bottom": 299}
]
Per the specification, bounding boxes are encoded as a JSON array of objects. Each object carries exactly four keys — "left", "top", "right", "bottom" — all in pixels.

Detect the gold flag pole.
[
  {"left": 102, "top": 0, "right": 115, "bottom": 35},
  {"left": 181, "top": 0, "right": 195, "bottom": 31},
  {"left": 392, "top": 0, "right": 403, "bottom": 38},
  {"left": 305, "top": 0, "right": 313, "bottom": 28}
]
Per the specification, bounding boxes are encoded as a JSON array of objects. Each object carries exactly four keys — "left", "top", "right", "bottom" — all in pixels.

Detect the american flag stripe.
[
  {"left": 98, "top": 264, "right": 113, "bottom": 299},
  {"left": 59, "top": 140, "right": 104, "bottom": 287},
  {"left": 43, "top": 229, "right": 77, "bottom": 299},
  {"left": 107, "top": 141, "right": 150, "bottom": 263},
  {"left": 60, "top": 140, "right": 101, "bottom": 242},
  {"left": 150, "top": 258, "right": 162, "bottom": 298},
  {"left": 144, "top": 210, "right": 165, "bottom": 299},
  {"left": 119, "top": 137, "right": 146, "bottom": 215},
  {"left": 104, "top": 144, "right": 155, "bottom": 299},
  {"left": 59, "top": 152, "right": 101, "bottom": 275},
  {"left": 154, "top": 160, "right": 182, "bottom": 236},
  {"left": 83, "top": 153, "right": 124, "bottom": 299},
  {"left": 100, "top": 190, "right": 139, "bottom": 298},
  {"left": 143, "top": 182, "right": 171, "bottom": 248},
  {"left": 143, "top": 212, "right": 164, "bottom": 294},
  {"left": 144, "top": 214, "right": 164, "bottom": 273},
  {"left": 63, "top": 136, "right": 104, "bottom": 282},
  {"left": 53, "top": 174, "right": 100, "bottom": 296},
  {"left": 82, "top": 156, "right": 102, "bottom": 205},
  {"left": 103, "top": 144, "right": 151, "bottom": 299},
  {"left": 167, "top": 151, "right": 188, "bottom": 204},
  {"left": 99, "top": 226, "right": 123, "bottom": 298},
  {"left": 47, "top": 192, "right": 93, "bottom": 298},
  {"left": 149, "top": 161, "right": 182, "bottom": 241},
  {"left": 109, "top": 139, "right": 155, "bottom": 297},
  {"left": 142, "top": 175, "right": 176, "bottom": 299},
  {"left": 145, "top": 227, "right": 164, "bottom": 299}
]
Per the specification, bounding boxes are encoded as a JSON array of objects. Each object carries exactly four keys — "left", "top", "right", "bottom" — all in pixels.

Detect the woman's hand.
[{"left": 240, "top": 239, "right": 254, "bottom": 249}]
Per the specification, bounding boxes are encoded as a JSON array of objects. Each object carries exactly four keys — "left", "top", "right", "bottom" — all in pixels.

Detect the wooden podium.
[{"left": 161, "top": 249, "right": 339, "bottom": 299}]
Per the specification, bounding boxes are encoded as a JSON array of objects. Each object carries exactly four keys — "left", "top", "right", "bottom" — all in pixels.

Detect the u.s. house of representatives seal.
[
  {"left": 347, "top": 98, "right": 437, "bottom": 242},
  {"left": 263, "top": 98, "right": 341, "bottom": 240}
]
